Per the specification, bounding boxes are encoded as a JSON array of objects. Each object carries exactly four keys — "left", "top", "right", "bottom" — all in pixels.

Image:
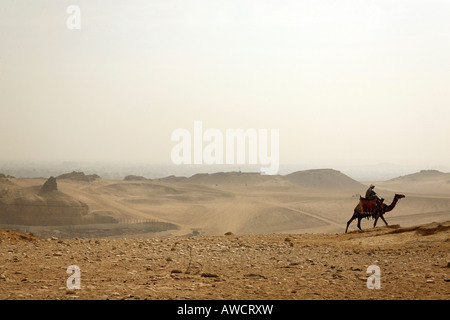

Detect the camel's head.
[{"left": 395, "top": 194, "right": 406, "bottom": 199}]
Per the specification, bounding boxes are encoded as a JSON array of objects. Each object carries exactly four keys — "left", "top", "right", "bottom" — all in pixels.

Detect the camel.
[{"left": 345, "top": 194, "right": 405, "bottom": 233}]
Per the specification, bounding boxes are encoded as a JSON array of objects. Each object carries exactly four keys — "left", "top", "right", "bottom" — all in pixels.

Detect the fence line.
[{"left": 117, "top": 218, "right": 166, "bottom": 225}]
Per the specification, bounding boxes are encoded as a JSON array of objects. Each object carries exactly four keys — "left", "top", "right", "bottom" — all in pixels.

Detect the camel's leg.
[
  {"left": 357, "top": 216, "right": 362, "bottom": 230},
  {"left": 373, "top": 211, "right": 382, "bottom": 228},
  {"left": 346, "top": 216, "right": 356, "bottom": 233},
  {"left": 380, "top": 214, "right": 388, "bottom": 226}
]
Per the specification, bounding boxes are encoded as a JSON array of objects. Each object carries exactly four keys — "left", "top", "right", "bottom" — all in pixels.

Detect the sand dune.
[{"left": 1, "top": 169, "right": 449, "bottom": 237}]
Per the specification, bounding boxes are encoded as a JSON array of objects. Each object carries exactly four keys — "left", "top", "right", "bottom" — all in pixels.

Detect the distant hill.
[
  {"left": 155, "top": 169, "right": 366, "bottom": 192},
  {"left": 57, "top": 171, "right": 100, "bottom": 182},
  {"left": 157, "top": 175, "right": 188, "bottom": 183},
  {"left": 376, "top": 170, "right": 450, "bottom": 194},
  {"left": 388, "top": 170, "right": 448, "bottom": 182},
  {"left": 185, "top": 171, "right": 275, "bottom": 186},
  {"left": 0, "top": 173, "right": 15, "bottom": 179},
  {"left": 123, "top": 175, "right": 148, "bottom": 181},
  {"left": 284, "top": 169, "right": 366, "bottom": 191}
]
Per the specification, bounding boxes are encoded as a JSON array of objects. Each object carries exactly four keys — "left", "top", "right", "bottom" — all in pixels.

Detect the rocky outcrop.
[
  {"left": 40, "top": 176, "right": 57, "bottom": 193},
  {"left": 0, "top": 178, "right": 89, "bottom": 226}
]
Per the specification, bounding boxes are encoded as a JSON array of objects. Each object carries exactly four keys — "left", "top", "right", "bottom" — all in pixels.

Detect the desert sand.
[
  {"left": 0, "top": 169, "right": 449, "bottom": 301},
  {"left": 0, "top": 221, "right": 448, "bottom": 300}
]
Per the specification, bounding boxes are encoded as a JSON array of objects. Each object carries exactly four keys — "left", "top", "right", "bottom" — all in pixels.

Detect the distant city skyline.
[{"left": 1, "top": 1, "right": 449, "bottom": 172}]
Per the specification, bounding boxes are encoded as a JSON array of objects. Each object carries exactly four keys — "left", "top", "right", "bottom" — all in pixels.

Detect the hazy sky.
[{"left": 1, "top": 0, "right": 449, "bottom": 171}]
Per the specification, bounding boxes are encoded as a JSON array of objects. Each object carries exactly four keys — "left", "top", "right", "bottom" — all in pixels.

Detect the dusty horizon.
[{"left": 1, "top": 159, "right": 449, "bottom": 183}]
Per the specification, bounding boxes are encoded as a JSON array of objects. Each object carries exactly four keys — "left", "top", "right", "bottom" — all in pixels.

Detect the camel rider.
[{"left": 366, "top": 185, "right": 383, "bottom": 203}]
